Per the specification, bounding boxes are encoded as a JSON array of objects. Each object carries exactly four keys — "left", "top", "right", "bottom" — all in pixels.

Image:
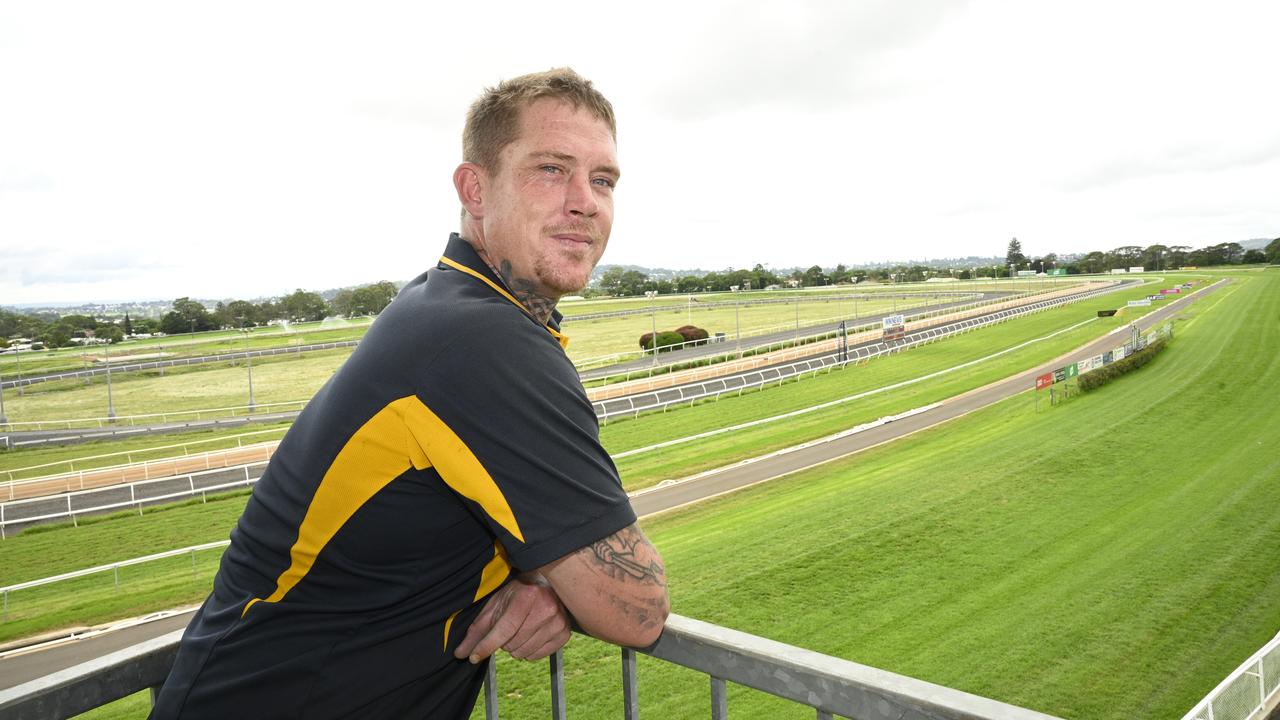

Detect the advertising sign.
[
  {"left": 882, "top": 314, "right": 906, "bottom": 341},
  {"left": 1053, "top": 367, "right": 1068, "bottom": 383},
  {"left": 1148, "top": 294, "right": 1164, "bottom": 301},
  {"left": 1114, "top": 346, "right": 1127, "bottom": 361},
  {"left": 1066, "top": 363, "right": 1079, "bottom": 378},
  {"left": 1097, "top": 309, "right": 1118, "bottom": 317},
  {"left": 1129, "top": 266, "right": 1145, "bottom": 273},
  {"left": 1128, "top": 299, "right": 1152, "bottom": 307},
  {"left": 1093, "top": 354, "right": 1104, "bottom": 368},
  {"left": 1035, "top": 373, "right": 1053, "bottom": 390},
  {"left": 1078, "top": 357, "right": 1094, "bottom": 374},
  {"left": 1102, "top": 351, "right": 1113, "bottom": 364}
]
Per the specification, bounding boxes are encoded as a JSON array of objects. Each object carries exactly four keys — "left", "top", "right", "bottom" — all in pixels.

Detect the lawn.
[{"left": 3, "top": 281, "right": 1062, "bottom": 425}]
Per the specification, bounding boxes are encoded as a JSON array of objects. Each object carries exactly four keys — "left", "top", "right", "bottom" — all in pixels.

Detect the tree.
[
  {"left": 280, "top": 289, "right": 329, "bottom": 323},
  {"left": 1266, "top": 238, "right": 1280, "bottom": 264},
  {"left": 1080, "top": 251, "right": 1108, "bottom": 274},
  {"left": 1141, "top": 245, "right": 1169, "bottom": 271},
  {"left": 216, "top": 300, "right": 265, "bottom": 328},
  {"left": 1005, "top": 238, "right": 1027, "bottom": 268},
  {"left": 1108, "top": 246, "right": 1143, "bottom": 270},
  {"left": 98, "top": 325, "right": 125, "bottom": 344},
  {"left": 801, "top": 265, "right": 827, "bottom": 286},
  {"left": 349, "top": 281, "right": 399, "bottom": 316},
  {"left": 39, "top": 324, "right": 72, "bottom": 348},
  {"left": 123, "top": 313, "right": 134, "bottom": 336},
  {"left": 1168, "top": 245, "right": 1192, "bottom": 268},
  {"left": 675, "top": 275, "right": 702, "bottom": 293},
  {"left": 160, "top": 297, "right": 217, "bottom": 335},
  {"left": 597, "top": 267, "right": 648, "bottom": 296},
  {"left": 1242, "top": 249, "right": 1267, "bottom": 264}
]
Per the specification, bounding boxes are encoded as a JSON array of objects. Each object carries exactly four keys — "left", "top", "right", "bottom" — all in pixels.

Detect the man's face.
[{"left": 478, "top": 99, "right": 619, "bottom": 299}]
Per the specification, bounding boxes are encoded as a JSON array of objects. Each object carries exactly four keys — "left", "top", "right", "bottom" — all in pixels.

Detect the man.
[{"left": 151, "top": 68, "right": 668, "bottom": 719}]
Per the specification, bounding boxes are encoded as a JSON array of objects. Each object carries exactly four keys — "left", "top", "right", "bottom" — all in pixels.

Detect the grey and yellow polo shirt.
[{"left": 151, "top": 233, "right": 635, "bottom": 719}]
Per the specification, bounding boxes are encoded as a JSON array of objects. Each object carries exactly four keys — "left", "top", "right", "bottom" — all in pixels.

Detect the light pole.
[
  {"left": 644, "top": 291, "right": 658, "bottom": 366},
  {"left": 794, "top": 294, "right": 801, "bottom": 344},
  {"left": 0, "top": 367, "right": 8, "bottom": 425},
  {"left": 239, "top": 319, "right": 257, "bottom": 412},
  {"left": 105, "top": 346, "right": 116, "bottom": 421},
  {"left": 730, "top": 285, "right": 742, "bottom": 358}
]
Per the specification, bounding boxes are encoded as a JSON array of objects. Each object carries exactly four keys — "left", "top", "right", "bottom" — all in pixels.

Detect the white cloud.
[{"left": 2, "top": 0, "right": 1278, "bottom": 305}]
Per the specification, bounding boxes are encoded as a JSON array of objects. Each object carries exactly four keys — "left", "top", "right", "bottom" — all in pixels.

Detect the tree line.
[
  {"left": 0, "top": 281, "right": 399, "bottom": 349},
  {"left": 1003, "top": 238, "right": 1279, "bottom": 275},
  {"left": 596, "top": 238, "right": 1279, "bottom": 298}
]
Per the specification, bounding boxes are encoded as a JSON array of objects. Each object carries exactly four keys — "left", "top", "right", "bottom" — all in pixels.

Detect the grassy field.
[
  {"left": 1, "top": 277, "right": 1172, "bottom": 482},
  {"left": 14, "top": 271, "right": 1274, "bottom": 719},
  {"left": 603, "top": 276, "right": 1185, "bottom": 488},
  {"left": 3, "top": 280, "right": 1058, "bottom": 425},
  {"left": 0, "top": 423, "right": 291, "bottom": 481},
  {"left": 4, "top": 318, "right": 373, "bottom": 378}
]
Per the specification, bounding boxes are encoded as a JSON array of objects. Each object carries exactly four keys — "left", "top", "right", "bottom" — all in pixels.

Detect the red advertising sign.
[{"left": 1035, "top": 373, "right": 1053, "bottom": 390}]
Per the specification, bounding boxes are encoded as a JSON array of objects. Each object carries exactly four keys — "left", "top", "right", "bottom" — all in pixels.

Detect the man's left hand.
[{"left": 453, "top": 574, "right": 572, "bottom": 664}]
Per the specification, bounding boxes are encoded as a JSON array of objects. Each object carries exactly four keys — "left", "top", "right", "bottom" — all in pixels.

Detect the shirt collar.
[{"left": 439, "top": 233, "right": 569, "bottom": 348}]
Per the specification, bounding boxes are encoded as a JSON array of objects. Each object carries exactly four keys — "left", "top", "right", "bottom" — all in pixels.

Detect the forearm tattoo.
[{"left": 590, "top": 526, "right": 666, "bottom": 587}]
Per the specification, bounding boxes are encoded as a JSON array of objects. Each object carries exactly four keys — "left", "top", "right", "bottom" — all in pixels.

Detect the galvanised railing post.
[
  {"left": 710, "top": 676, "right": 728, "bottom": 719},
  {"left": 549, "top": 648, "right": 566, "bottom": 720},
  {"left": 484, "top": 656, "right": 498, "bottom": 720},
  {"left": 622, "top": 647, "right": 639, "bottom": 720}
]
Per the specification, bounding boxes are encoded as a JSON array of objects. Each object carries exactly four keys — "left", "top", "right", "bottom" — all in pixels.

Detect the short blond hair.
[{"left": 463, "top": 67, "right": 616, "bottom": 173}]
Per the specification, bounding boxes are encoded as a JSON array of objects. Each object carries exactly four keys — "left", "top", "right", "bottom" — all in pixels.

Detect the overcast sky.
[{"left": 2, "top": 1, "right": 1278, "bottom": 306}]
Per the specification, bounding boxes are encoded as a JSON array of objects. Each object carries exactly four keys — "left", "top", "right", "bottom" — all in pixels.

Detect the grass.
[
  {"left": 6, "top": 273, "right": 1266, "bottom": 719},
  {"left": 0, "top": 423, "right": 291, "bottom": 480},
  {"left": 464, "top": 271, "right": 1277, "bottom": 719},
  {"left": 602, "top": 276, "right": 1191, "bottom": 489},
  {"left": 2, "top": 282, "right": 1057, "bottom": 425},
  {"left": 0, "top": 493, "right": 248, "bottom": 643}
]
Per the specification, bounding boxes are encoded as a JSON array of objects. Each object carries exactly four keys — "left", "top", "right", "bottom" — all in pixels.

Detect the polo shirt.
[{"left": 151, "top": 233, "right": 636, "bottom": 719}]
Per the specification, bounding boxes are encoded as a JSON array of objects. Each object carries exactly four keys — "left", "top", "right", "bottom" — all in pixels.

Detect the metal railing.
[
  {"left": 2, "top": 430, "right": 284, "bottom": 485},
  {"left": 0, "top": 614, "right": 1062, "bottom": 720},
  {"left": 0, "top": 463, "right": 264, "bottom": 537},
  {"left": 1182, "top": 629, "right": 1280, "bottom": 720},
  {"left": 1, "top": 540, "right": 230, "bottom": 619},
  {"left": 1, "top": 400, "right": 307, "bottom": 434}
]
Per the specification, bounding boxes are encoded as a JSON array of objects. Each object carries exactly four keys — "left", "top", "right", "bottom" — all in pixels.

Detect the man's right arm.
[{"left": 538, "top": 523, "right": 669, "bottom": 648}]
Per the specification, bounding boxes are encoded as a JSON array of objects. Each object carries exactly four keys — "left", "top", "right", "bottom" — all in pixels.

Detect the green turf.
[
  {"left": 467, "top": 271, "right": 1278, "bottom": 719},
  {"left": 603, "top": 276, "right": 1198, "bottom": 489},
  {"left": 5, "top": 273, "right": 1270, "bottom": 719},
  {"left": 0, "top": 423, "right": 291, "bottom": 480},
  {"left": 0, "top": 281, "right": 1063, "bottom": 425}
]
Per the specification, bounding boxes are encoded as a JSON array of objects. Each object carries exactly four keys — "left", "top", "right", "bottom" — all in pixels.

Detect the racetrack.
[{"left": 0, "top": 278, "right": 1221, "bottom": 690}]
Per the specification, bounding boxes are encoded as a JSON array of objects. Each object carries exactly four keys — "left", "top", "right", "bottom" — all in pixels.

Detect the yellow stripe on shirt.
[
  {"left": 439, "top": 255, "right": 571, "bottom": 350},
  {"left": 442, "top": 541, "right": 512, "bottom": 650},
  {"left": 243, "top": 395, "right": 524, "bottom": 616}
]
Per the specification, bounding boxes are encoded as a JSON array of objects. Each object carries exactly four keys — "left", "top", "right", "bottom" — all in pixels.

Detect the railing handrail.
[
  {"left": 1181, "top": 628, "right": 1280, "bottom": 720},
  {"left": 0, "top": 614, "right": 1063, "bottom": 720},
  {"left": 0, "top": 541, "right": 231, "bottom": 594}
]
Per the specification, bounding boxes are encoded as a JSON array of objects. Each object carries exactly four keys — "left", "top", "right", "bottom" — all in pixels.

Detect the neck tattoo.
[{"left": 474, "top": 248, "right": 558, "bottom": 324}]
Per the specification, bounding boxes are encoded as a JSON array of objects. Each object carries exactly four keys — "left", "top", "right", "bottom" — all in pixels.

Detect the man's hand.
[{"left": 453, "top": 574, "right": 572, "bottom": 664}]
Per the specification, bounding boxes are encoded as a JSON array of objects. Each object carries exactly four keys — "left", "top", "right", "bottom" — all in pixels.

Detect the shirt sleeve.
[{"left": 407, "top": 311, "right": 636, "bottom": 571}]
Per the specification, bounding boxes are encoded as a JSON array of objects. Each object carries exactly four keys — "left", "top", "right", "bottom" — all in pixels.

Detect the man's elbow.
[{"left": 619, "top": 591, "right": 670, "bottom": 648}]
